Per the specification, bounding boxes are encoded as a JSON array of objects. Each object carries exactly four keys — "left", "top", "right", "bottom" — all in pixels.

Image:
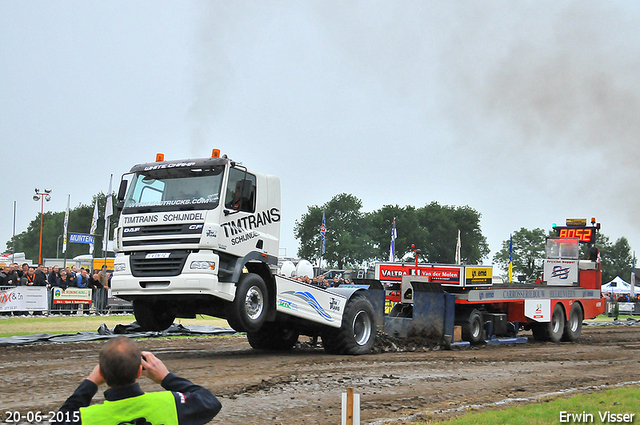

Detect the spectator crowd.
[
  {"left": 286, "top": 274, "right": 352, "bottom": 289},
  {"left": 0, "top": 262, "right": 112, "bottom": 315}
]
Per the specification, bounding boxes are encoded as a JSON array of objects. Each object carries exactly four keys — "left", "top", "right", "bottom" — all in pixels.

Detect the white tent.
[{"left": 601, "top": 276, "right": 640, "bottom": 294}]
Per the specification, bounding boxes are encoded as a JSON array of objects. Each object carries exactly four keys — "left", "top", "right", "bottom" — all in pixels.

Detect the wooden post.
[
  {"left": 346, "top": 387, "right": 354, "bottom": 425},
  {"left": 342, "top": 387, "right": 359, "bottom": 425}
]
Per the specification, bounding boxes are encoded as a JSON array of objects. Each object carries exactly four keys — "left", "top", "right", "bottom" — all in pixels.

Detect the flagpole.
[
  {"left": 320, "top": 211, "right": 326, "bottom": 273},
  {"left": 89, "top": 199, "right": 98, "bottom": 271},
  {"left": 508, "top": 234, "right": 513, "bottom": 283},
  {"left": 103, "top": 174, "right": 114, "bottom": 268},
  {"left": 63, "top": 194, "right": 70, "bottom": 269}
]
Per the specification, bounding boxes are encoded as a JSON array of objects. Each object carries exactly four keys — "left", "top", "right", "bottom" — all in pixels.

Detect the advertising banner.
[
  {"left": 0, "top": 286, "right": 48, "bottom": 312},
  {"left": 375, "top": 263, "right": 462, "bottom": 285},
  {"left": 525, "top": 299, "right": 551, "bottom": 322},
  {"left": 544, "top": 259, "right": 579, "bottom": 286},
  {"left": 52, "top": 287, "right": 93, "bottom": 305}
]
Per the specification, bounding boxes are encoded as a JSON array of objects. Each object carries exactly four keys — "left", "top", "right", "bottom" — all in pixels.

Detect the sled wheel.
[
  {"left": 322, "top": 294, "right": 376, "bottom": 355},
  {"left": 226, "top": 273, "right": 269, "bottom": 333},
  {"left": 133, "top": 299, "right": 175, "bottom": 331},
  {"left": 246, "top": 322, "right": 299, "bottom": 350},
  {"left": 561, "top": 302, "right": 583, "bottom": 342},
  {"left": 461, "top": 309, "right": 484, "bottom": 344}
]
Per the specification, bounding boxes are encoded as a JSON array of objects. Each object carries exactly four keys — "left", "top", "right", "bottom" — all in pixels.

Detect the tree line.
[
  {"left": 293, "top": 193, "right": 490, "bottom": 269},
  {"left": 4, "top": 190, "right": 633, "bottom": 284}
]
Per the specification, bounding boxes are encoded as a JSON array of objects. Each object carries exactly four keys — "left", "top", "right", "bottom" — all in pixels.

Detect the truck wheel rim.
[
  {"left": 472, "top": 320, "right": 481, "bottom": 339},
  {"left": 245, "top": 286, "right": 264, "bottom": 320},
  {"left": 552, "top": 313, "right": 561, "bottom": 333},
  {"left": 569, "top": 312, "right": 580, "bottom": 332},
  {"left": 353, "top": 310, "right": 372, "bottom": 346}
]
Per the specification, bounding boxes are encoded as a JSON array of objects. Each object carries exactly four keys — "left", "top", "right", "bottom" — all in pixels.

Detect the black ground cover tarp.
[{"left": 0, "top": 322, "right": 239, "bottom": 346}]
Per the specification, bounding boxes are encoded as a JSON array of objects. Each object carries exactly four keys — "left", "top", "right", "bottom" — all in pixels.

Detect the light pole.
[
  {"left": 33, "top": 188, "right": 52, "bottom": 265},
  {"left": 57, "top": 234, "right": 63, "bottom": 259}
]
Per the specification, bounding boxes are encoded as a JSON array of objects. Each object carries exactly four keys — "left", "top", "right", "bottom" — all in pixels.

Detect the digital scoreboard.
[
  {"left": 554, "top": 227, "right": 596, "bottom": 243},
  {"left": 553, "top": 218, "right": 599, "bottom": 244}
]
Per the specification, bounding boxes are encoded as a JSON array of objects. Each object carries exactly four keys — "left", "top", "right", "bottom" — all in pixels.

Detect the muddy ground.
[{"left": 1, "top": 325, "right": 639, "bottom": 424}]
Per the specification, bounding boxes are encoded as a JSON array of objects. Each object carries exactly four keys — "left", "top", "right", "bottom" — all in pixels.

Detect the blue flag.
[
  {"left": 508, "top": 234, "right": 513, "bottom": 283},
  {"left": 321, "top": 212, "right": 326, "bottom": 255}
]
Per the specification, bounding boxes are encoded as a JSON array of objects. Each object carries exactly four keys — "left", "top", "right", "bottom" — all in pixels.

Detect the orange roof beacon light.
[
  {"left": 212, "top": 149, "right": 221, "bottom": 158},
  {"left": 156, "top": 153, "right": 165, "bottom": 162}
]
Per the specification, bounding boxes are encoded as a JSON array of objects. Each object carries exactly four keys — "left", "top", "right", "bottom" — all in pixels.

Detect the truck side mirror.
[
  {"left": 116, "top": 180, "right": 128, "bottom": 212},
  {"left": 117, "top": 180, "right": 128, "bottom": 201}
]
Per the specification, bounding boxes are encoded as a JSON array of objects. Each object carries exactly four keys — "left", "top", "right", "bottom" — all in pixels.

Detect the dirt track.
[{"left": 1, "top": 325, "right": 639, "bottom": 424}]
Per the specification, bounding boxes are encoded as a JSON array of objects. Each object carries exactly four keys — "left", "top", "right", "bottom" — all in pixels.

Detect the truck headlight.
[
  {"left": 114, "top": 263, "right": 126, "bottom": 272},
  {"left": 190, "top": 261, "right": 216, "bottom": 270}
]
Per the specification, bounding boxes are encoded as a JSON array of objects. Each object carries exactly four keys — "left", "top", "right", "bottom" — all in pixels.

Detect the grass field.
[
  {"left": 0, "top": 314, "right": 229, "bottom": 338},
  {"left": 419, "top": 386, "right": 640, "bottom": 425}
]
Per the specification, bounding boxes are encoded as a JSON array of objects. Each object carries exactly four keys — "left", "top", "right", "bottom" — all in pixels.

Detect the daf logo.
[
  {"left": 189, "top": 224, "right": 204, "bottom": 230},
  {"left": 124, "top": 227, "right": 140, "bottom": 233}
]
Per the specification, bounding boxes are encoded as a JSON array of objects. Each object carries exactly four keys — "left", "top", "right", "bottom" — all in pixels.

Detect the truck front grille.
[{"left": 130, "top": 250, "right": 189, "bottom": 277}]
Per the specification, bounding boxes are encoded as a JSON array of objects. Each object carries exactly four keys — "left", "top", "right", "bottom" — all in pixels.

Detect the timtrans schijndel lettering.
[{"left": 222, "top": 208, "right": 281, "bottom": 237}]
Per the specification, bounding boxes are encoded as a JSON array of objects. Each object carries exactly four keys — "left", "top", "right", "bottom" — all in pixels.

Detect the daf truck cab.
[{"left": 111, "top": 149, "right": 282, "bottom": 332}]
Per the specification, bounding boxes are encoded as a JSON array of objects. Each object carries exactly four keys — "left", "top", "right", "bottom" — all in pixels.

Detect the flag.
[
  {"left": 320, "top": 211, "right": 326, "bottom": 255},
  {"left": 455, "top": 229, "right": 461, "bottom": 265},
  {"left": 89, "top": 200, "right": 99, "bottom": 255},
  {"left": 62, "top": 195, "right": 70, "bottom": 254},
  {"left": 508, "top": 234, "right": 513, "bottom": 283},
  {"left": 631, "top": 251, "right": 636, "bottom": 299},
  {"left": 389, "top": 219, "right": 397, "bottom": 262},
  {"left": 103, "top": 174, "right": 113, "bottom": 253}
]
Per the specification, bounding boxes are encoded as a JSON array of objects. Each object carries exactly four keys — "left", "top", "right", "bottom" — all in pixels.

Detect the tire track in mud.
[{"left": 1, "top": 327, "right": 638, "bottom": 424}]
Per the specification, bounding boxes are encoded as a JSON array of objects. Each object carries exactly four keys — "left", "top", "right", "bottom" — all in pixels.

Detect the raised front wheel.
[{"left": 226, "top": 273, "right": 269, "bottom": 333}]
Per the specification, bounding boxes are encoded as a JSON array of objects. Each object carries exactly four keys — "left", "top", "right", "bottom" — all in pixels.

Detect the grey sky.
[{"left": 2, "top": 1, "right": 639, "bottom": 265}]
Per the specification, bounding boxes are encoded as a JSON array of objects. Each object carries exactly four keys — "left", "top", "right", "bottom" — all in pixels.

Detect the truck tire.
[
  {"left": 460, "top": 309, "right": 484, "bottom": 344},
  {"left": 133, "top": 300, "right": 175, "bottom": 331},
  {"left": 562, "top": 303, "right": 583, "bottom": 342},
  {"left": 226, "top": 273, "right": 269, "bottom": 333},
  {"left": 531, "top": 302, "right": 565, "bottom": 343},
  {"left": 246, "top": 322, "right": 299, "bottom": 350},
  {"left": 321, "top": 294, "right": 376, "bottom": 355}
]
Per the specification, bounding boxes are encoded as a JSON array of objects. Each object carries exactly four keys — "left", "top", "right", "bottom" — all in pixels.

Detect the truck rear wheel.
[
  {"left": 460, "top": 309, "right": 484, "bottom": 344},
  {"left": 246, "top": 322, "right": 299, "bottom": 350},
  {"left": 133, "top": 300, "right": 175, "bottom": 331},
  {"left": 562, "top": 303, "right": 583, "bottom": 342},
  {"left": 321, "top": 294, "right": 376, "bottom": 355},
  {"left": 226, "top": 273, "right": 269, "bottom": 333},
  {"left": 532, "top": 302, "right": 565, "bottom": 343}
]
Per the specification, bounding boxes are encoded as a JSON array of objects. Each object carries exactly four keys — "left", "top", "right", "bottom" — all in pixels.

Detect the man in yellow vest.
[{"left": 57, "top": 336, "right": 221, "bottom": 424}]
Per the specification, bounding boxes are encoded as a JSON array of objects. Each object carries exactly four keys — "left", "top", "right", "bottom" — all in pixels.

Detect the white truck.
[{"left": 111, "top": 150, "right": 377, "bottom": 354}]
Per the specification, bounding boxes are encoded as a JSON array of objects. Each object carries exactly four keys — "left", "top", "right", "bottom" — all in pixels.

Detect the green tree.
[
  {"left": 493, "top": 227, "right": 548, "bottom": 281},
  {"left": 367, "top": 202, "right": 488, "bottom": 264},
  {"left": 293, "top": 193, "right": 375, "bottom": 269},
  {"left": 5, "top": 192, "right": 119, "bottom": 263},
  {"left": 366, "top": 204, "right": 420, "bottom": 262},
  {"left": 598, "top": 235, "right": 632, "bottom": 284},
  {"left": 412, "top": 202, "right": 489, "bottom": 264}
]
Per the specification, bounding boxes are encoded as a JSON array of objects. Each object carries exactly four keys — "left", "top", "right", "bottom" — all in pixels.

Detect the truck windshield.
[{"left": 122, "top": 166, "right": 224, "bottom": 212}]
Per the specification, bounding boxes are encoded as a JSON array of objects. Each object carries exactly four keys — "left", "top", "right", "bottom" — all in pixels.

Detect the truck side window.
[{"left": 225, "top": 168, "right": 256, "bottom": 213}]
